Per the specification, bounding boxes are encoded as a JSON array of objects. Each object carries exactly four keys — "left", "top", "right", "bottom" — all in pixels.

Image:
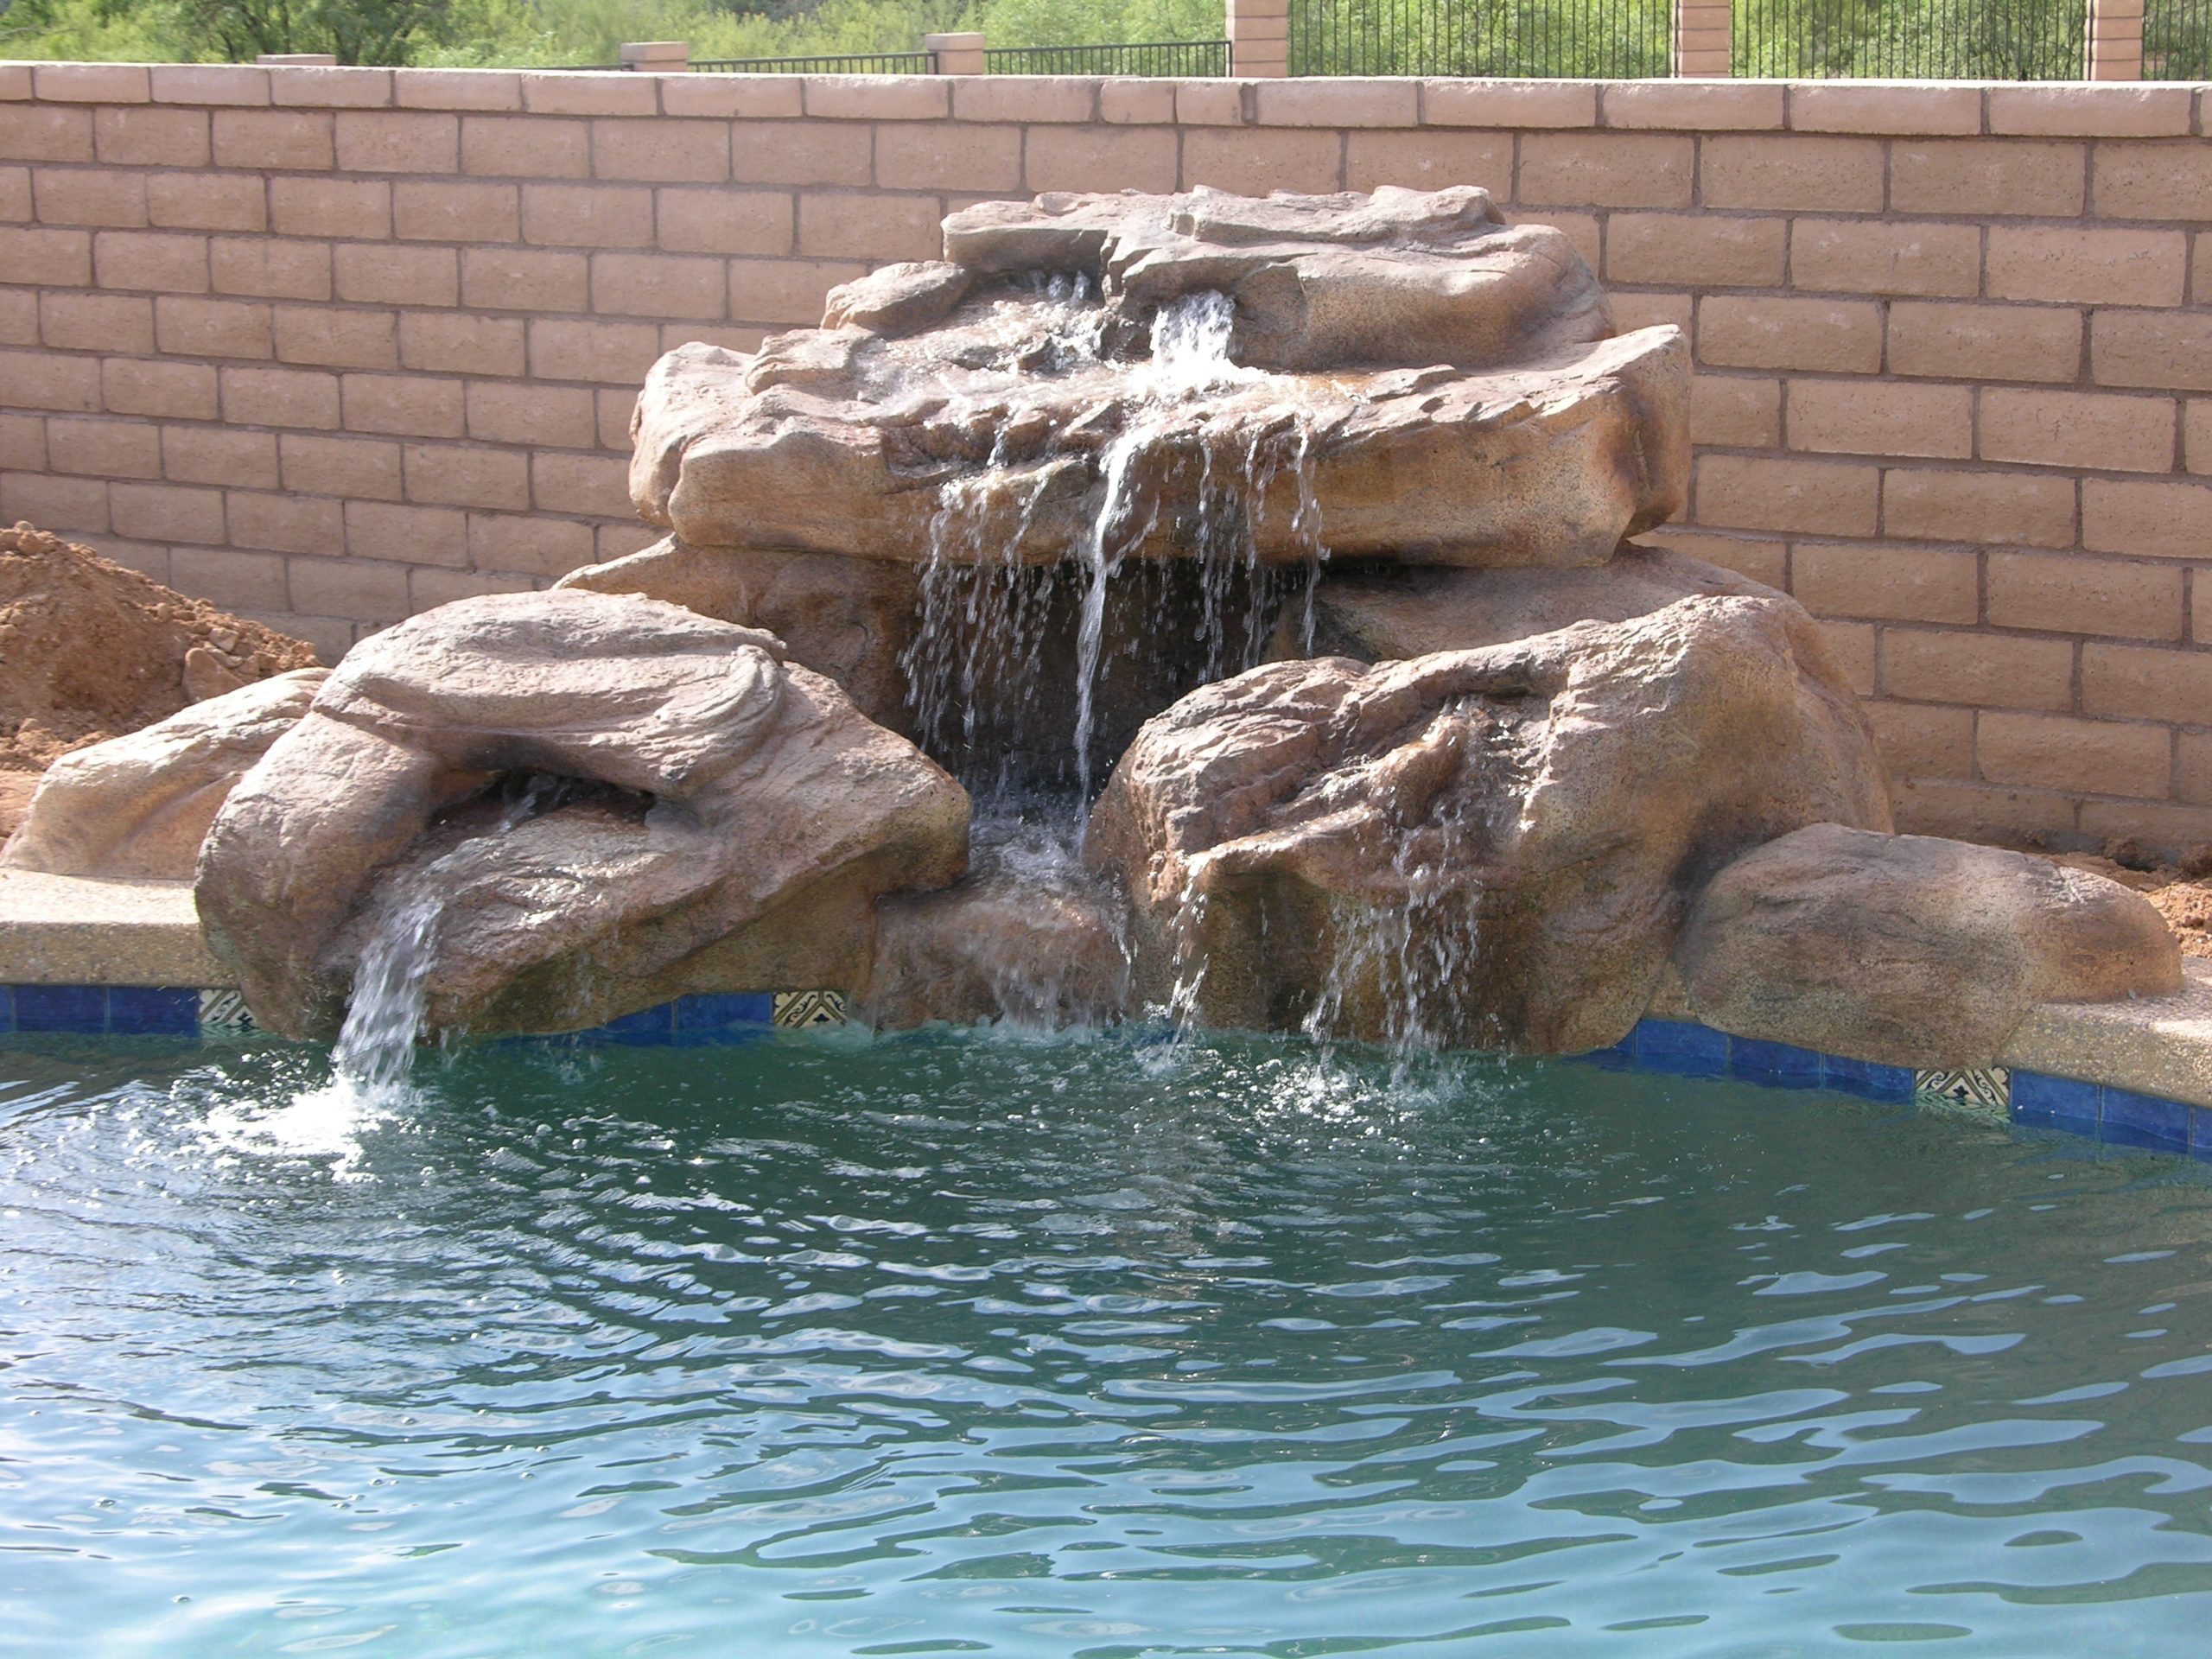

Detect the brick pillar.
[
  {"left": 923, "top": 32, "right": 987, "bottom": 73},
  {"left": 1673, "top": 0, "right": 1732, "bottom": 75},
  {"left": 1227, "top": 0, "right": 1290, "bottom": 77},
  {"left": 256, "top": 53, "right": 337, "bottom": 65},
  {"left": 620, "top": 41, "right": 690, "bottom": 72},
  {"left": 2087, "top": 0, "right": 2145, "bottom": 79}
]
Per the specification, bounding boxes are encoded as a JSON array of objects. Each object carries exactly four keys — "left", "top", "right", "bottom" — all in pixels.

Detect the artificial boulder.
[
  {"left": 861, "top": 832, "right": 1131, "bottom": 1029},
  {"left": 1275, "top": 541, "right": 1773, "bottom": 664},
  {"left": 1085, "top": 594, "right": 1892, "bottom": 1053},
  {"left": 3, "top": 668, "right": 325, "bottom": 880},
  {"left": 558, "top": 536, "right": 925, "bottom": 737},
  {"left": 630, "top": 185, "right": 1686, "bottom": 572},
  {"left": 1675, "top": 823, "right": 2183, "bottom": 1067},
  {"left": 197, "top": 591, "right": 968, "bottom": 1041}
]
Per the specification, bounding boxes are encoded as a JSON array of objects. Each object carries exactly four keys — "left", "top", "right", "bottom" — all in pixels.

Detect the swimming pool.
[{"left": 3, "top": 1028, "right": 2209, "bottom": 1656}]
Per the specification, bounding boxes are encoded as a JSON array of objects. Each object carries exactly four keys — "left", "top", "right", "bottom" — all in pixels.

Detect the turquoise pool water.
[{"left": 3, "top": 1029, "right": 2209, "bottom": 1656}]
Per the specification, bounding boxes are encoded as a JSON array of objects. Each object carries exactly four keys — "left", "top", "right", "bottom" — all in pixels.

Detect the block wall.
[{"left": 2, "top": 61, "right": 2210, "bottom": 851}]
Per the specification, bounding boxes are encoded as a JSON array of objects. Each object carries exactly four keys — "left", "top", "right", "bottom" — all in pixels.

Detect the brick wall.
[{"left": 2, "top": 62, "right": 2210, "bottom": 852}]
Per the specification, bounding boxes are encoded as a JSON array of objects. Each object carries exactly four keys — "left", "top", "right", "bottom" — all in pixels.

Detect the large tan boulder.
[
  {"left": 3, "top": 669, "right": 325, "bottom": 880},
  {"left": 630, "top": 186, "right": 1687, "bottom": 572},
  {"left": 1084, "top": 594, "right": 1891, "bottom": 1053},
  {"left": 557, "top": 536, "right": 925, "bottom": 737},
  {"left": 1676, "top": 823, "right": 2184, "bottom": 1067},
  {"left": 197, "top": 591, "right": 969, "bottom": 1041}
]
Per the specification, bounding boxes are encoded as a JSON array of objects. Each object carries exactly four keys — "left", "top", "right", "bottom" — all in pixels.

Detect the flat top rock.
[{"left": 0, "top": 869, "right": 230, "bottom": 987}]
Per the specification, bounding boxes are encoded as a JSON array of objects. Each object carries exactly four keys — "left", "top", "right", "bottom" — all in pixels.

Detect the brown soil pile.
[{"left": 0, "top": 523, "right": 318, "bottom": 829}]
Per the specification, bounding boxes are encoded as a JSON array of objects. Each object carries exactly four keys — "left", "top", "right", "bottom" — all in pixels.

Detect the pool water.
[{"left": 3, "top": 1029, "right": 2210, "bottom": 1656}]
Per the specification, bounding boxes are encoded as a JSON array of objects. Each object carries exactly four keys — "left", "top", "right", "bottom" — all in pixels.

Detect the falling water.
[{"left": 326, "top": 775, "right": 577, "bottom": 1094}]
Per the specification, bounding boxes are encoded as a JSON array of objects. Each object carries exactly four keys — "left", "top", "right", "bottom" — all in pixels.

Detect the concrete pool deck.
[{"left": 2, "top": 868, "right": 2209, "bottom": 1153}]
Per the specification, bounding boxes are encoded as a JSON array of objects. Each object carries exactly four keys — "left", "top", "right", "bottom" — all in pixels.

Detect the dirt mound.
[{"left": 0, "top": 523, "right": 319, "bottom": 828}]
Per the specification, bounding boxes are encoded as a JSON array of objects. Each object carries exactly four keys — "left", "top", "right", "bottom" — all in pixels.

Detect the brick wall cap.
[
  {"left": 1099, "top": 78, "right": 1176, "bottom": 124},
  {"left": 1991, "top": 82, "right": 2193, "bottom": 136},
  {"left": 1787, "top": 79, "right": 1983, "bottom": 134},
  {"left": 1422, "top": 78, "right": 1599, "bottom": 128},
  {"left": 0, "top": 64, "right": 29, "bottom": 102},
  {"left": 395, "top": 68, "right": 522, "bottom": 111},
  {"left": 268, "top": 65, "right": 393, "bottom": 108},
  {"left": 1173, "top": 79, "right": 1248, "bottom": 125},
  {"left": 148, "top": 63, "right": 270, "bottom": 105},
  {"left": 802, "top": 74, "right": 950, "bottom": 120},
  {"left": 662, "top": 73, "right": 802, "bottom": 118},
  {"left": 1253, "top": 78, "right": 1420, "bottom": 126},
  {"left": 31, "top": 62, "right": 152, "bottom": 103},
  {"left": 950, "top": 75, "right": 1098, "bottom": 123},
  {"left": 518, "top": 70, "right": 658, "bottom": 117},
  {"left": 1602, "top": 79, "right": 1784, "bottom": 130}
]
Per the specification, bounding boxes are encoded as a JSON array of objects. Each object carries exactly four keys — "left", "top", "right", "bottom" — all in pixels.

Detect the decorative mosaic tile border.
[{"left": 3, "top": 988, "right": 2205, "bottom": 1161}]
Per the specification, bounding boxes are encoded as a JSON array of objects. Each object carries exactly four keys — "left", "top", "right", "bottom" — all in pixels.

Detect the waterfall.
[
  {"left": 327, "top": 775, "right": 574, "bottom": 1091},
  {"left": 900, "top": 289, "right": 1326, "bottom": 815}
]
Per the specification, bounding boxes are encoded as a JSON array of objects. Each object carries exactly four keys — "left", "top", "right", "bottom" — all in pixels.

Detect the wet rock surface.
[
  {"left": 1677, "top": 823, "right": 2184, "bottom": 1067},
  {"left": 3, "top": 669, "right": 326, "bottom": 880},
  {"left": 628, "top": 185, "right": 1685, "bottom": 573},
  {"left": 197, "top": 592, "right": 969, "bottom": 1041},
  {"left": 1085, "top": 595, "right": 1893, "bottom": 1054},
  {"left": 861, "top": 829, "right": 1131, "bottom": 1030}
]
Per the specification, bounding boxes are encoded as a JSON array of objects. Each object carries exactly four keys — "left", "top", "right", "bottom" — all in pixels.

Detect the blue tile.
[
  {"left": 0, "top": 984, "right": 14, "bottom": 1033},
  {"left": 1729, "top": 1038, "right": 1824, "bottom": 1090},
  {"left": 2192, "top": 1109, "right": 2212, "bottom": 1163},
  {"left": 105, "top": 987, "right": 200, "bottom": 1036},
  {"left": 1632, "top": 1020, "right": 1730, "bottom": 1077},
  {"left": 575, "top": 1001, "right": 677, "bottom": 1044},
  {"left": 2012, "top": 1071, "right": 2102, "bottom": 1133},
  {"left": 1823, "top": 1053, "right": 1916, "bottom": 1103},
  {"left": 14, "top": 984, "right": 108, "bottom": 1033},
  {"left": 673, "top": 993, "right": 773, "bottom": 1031},
  {"left": 2101, "top": 1086, "right": 2191, "bottom": 1154},
  {"left": 1573, "top": 1038, "right": 1637, "bottom": 1071}
]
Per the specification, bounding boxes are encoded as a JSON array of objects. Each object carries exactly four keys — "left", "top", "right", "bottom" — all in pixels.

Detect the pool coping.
[{"left": 2, "top": 871, "right": 2207, "bottom": 1160}]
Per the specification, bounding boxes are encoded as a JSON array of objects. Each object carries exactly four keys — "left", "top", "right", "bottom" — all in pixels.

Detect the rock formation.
[
  {"left": 197, "top": 591, "right": 968, "bottom": 1041},
  {"left": 1676, "top": 824, "right": 2183, "bottom": 1065},
  {"left": 632, "top": 188, "right": 1683, "bottom": 575},
  {"left": 172, "top": 186, "right": 2190, "bottom": 1073},
  {"left": 3, "top": 669, "right": 325, "bottom": 880},
  {"left": 1085, "top": 596, "right": 1892, "bottom": 1053}
]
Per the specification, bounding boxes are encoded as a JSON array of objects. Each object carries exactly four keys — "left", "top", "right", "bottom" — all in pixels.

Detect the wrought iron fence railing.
[
  {"left": 2145, "top": 0, "right": 2212, "bottom": 75},
  {"left": 1733, "top": 0, "right": 2085, "bottom": 78},
  {"left": 984, "top": 40, "right": 1235, "bottom": 74},
  {"left": 693, "top": 50, "right": 939, "bottom": 73},
  {"left": 1287, "top": 0, "right": 1673, "bottom": 77}
]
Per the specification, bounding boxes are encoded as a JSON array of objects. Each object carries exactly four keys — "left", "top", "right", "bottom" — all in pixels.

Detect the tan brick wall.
[{"left": 3, "top": 61, "right": 2212, "bottom": 851}]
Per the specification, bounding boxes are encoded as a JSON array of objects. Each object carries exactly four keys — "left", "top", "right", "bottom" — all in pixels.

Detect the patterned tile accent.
[
  {"left": 198, "top": 989, "right": 254, "bottom": 1032},
  {"left": 1916, "top": 1067, "right": 2010, "bottom": 1111},
  {"left": 773, "top": 989, "right": 849, "bottom": 1028}
]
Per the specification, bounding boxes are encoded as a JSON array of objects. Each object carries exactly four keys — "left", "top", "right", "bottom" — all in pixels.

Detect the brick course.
[{"left": 2, "top": 63, "right": 2210, "bottom": 850}]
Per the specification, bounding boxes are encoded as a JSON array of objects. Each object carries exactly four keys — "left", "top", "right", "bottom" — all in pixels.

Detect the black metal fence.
[
  {"left": 1733, "top": 0, "right": 2085, "bottom": 78},
  {"left": 693, "top": 50, "right": 938, "bottom": 73},
  {"left": 2146, "top": 0, "right": 2212, "bottom": 77},
  {"left": 984, "top": 40, "right": 1235, "bottom": 75},
  {"left": 1287, "top": 0, "right": 1672, "bottom": 76}
]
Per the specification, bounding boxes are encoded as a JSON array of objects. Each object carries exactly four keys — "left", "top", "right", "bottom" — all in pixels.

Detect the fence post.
[
  {"left": 1226, "top": 0, "right": 1290, "bottom": 77},
  {"left": 620, "top": 41, "right": 690, "bottom": 72},
  {"left": 2086, "top": 0, "right": 2145, "bottom": 78},
  {"left": 923, "top": 32, "right": 988, "bottom": 73},
  {"left": 1673, "top": 0, "right": 1733, "bottom": 74}
]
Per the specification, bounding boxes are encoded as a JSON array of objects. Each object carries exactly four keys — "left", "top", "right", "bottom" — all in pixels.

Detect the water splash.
[{"left": 330, "top": 891, "right": 442, "bottom": 1093}]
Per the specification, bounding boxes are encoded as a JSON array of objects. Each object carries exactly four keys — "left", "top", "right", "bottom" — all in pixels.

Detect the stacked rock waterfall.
[{"left": 8, "top": 181, "right": 2150, "bottom": 1066}]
